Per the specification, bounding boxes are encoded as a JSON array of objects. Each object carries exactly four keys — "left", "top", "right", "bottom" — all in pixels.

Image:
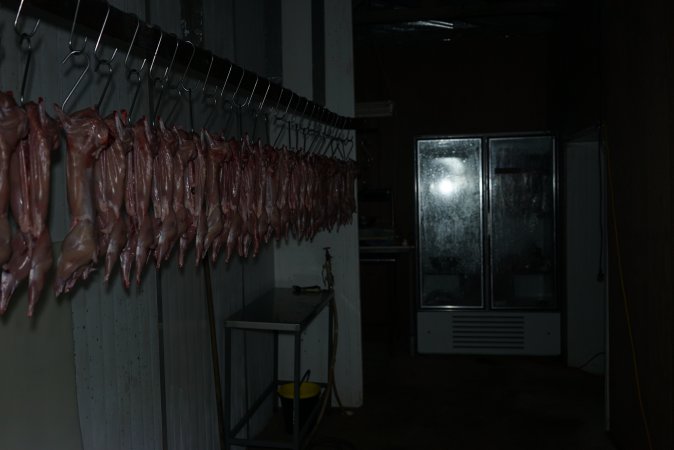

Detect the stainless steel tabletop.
[{"left": 224, "top": 288, "right": 333, "bottom": 332}]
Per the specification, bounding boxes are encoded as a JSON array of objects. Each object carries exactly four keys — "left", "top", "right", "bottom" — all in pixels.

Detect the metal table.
[{"left": 224, "top": 288, "right": 334, "bottom": 450}]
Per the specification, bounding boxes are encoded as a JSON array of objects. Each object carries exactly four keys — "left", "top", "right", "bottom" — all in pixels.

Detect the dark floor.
[{"left": 255, "top": 337, "right": 615, "bottom": 450}]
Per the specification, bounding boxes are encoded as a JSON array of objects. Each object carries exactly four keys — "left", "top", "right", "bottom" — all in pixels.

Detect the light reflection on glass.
[{"left": 430, "top": 157, "right": 466, "bottom": 198}]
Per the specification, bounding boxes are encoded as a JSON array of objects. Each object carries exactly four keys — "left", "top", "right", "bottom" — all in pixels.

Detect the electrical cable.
[
  {"left": 304, "top": 248, "right": 353, "bottom": 449},
  {"left": 604, "top": 133, "right": 654, "bottom": 450},
  {"left": 596, "top": 126, "right": 605, "bottom": 282},
  {"left": 577, "top": 351, "right": 606, "bottom": 371},
  {"left": 203, "top": 262, "right": 226, "bottom": 450},
  {"left": 305, "top": 293, "right": 353, "bottom": 450}
]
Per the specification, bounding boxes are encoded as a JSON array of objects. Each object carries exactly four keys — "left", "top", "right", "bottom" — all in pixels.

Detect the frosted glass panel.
[
  {"left": 489, "top": 136, "right": 556, "bottom": 308},
  {"left": 417, "top": 139, "right": 483, "bottom": 307}
]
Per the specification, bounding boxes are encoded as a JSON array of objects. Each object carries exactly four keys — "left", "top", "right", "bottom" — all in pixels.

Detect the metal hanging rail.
[{"left": 2, "top": 0, "right": 356, "bottom": 129}]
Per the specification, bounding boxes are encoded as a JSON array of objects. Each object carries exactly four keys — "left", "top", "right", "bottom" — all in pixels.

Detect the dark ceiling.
[{"left": 353, "top": 0, "right": 569, "bottom": 44}]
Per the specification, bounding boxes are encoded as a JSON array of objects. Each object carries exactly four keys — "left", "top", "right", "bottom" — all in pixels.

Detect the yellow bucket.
[
  {"left": 277, "top": 381, "right": 321, "bottom": 400},
  {"left": 277, "top": 371, "right": 321, "bottom": 433}
]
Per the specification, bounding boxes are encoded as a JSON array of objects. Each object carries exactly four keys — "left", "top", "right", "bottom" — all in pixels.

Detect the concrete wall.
[
  {"left": 602, "top": 0, "right": 674, "bottom": 448},
  {"left": 564, "top": 138, "right": 607, "bottom": 375}
]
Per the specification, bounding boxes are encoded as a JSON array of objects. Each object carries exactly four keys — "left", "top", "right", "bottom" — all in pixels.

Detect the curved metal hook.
[
  {"left": 283, "top": 92, "right": 302, "bottom": 125},
  {"left": 124, "top": 16, "right": 147, "bottom": 122},
  {"left": 291, "top": 97, "right": 309, "bottom": 127},
  {"left": 61, "top": 51, "right": 90, "bottom": 110},
  {"left": 67, "top": 0, "right": 87, "bottom": 53},
  {"left": 93, "top": 4, "right": 119, "bottom": 112},
  {"left": 14, "top": 0, "right": 40, "bottom": 38},
  {"left": 94, "top": 4, "right": 118, "bottom": 64},
  {"left": 217, "top": 62, "right": 234, "bottom": 99},
  {"left": 274, "top": 90, "right": 293, "bottom": 124},
  {"left": 201, "top": 53, "right": 218, "bottom": 104},
  {"left": 158, "top": 34, "right": 181, "bottom": 85},
  {"left": 176, "top": 40, "right": 196, "bottom": 93},
  {"left": 152, "top": 34, "right": 180, "bottom": 123},
  {"left": 61, "top": 0, "right": 89, "bottom": 110},
  {"left": 230, "top": 68, "right": 247, "bottom": 109},
  {"left": 272, "top": 87, "right": 284, "bottom": 116},
  {"left": 147, "top": 30, "right": 164, "bottom": 80},
  {"left": 15, "top": 0, "right": 41, "bottom": 104},
  {"left": 307, "top": 108, "right": 326, "bottom": 153},
  {"left": 320, "top": 116, "right": 341, "bottom": 156},
  {"left": 251, "top": 79, "right": 270, "bottom": 139},
  {"left": 202, "top": 60, "right": 234, "bottom": 130},
  {"left": 242, "top": 75, "right": 259, "bottom": 112},
  {"left": 255, "top": 79, "right": 271, "bottom": 115},
  {"left": 176, "top": 41, "right": 196, "bottom": 131},
  {"left": 124, "top": 15, "right": 147, "bottom": 80}
]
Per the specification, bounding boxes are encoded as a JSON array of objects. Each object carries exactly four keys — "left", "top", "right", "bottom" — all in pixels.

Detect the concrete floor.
[
  {"left": 256, "top": 339, "right": 615, "bottom": 450},
  {"left": 313, "top": 353, "right": 614, "bottom": 449}
]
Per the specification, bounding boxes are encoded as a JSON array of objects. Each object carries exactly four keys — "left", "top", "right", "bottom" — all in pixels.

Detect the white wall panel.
[
  {"left": 0, "top": 247, "right": 82, "bottom": 450},
  {"left": 275, "top": 0, "right": 362, "bottom": 407},
  {"left": 160, "top": 249, "right": 219, "bottom": 450},
  {"left": 68, "top": 2, "right": 164, "bottom": 449},
  {"left": 565, "top": 139, "right": 607, "bottom": 374},
  {"left": 71, "top": 268, "right": 162, "bottom": 450}
]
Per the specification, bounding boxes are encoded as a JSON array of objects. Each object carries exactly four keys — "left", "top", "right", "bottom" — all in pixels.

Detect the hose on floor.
[
  {"left": 304, "top": 291, "right": 356, "bottom": 450},
  {"left": 604, "top": 130, "right": 653, "bottom": 450}
]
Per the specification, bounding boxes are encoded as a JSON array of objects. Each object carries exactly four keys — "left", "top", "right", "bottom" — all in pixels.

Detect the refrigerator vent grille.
[{"left": 451, "top": 315, "right": 525, "bottom": 350}]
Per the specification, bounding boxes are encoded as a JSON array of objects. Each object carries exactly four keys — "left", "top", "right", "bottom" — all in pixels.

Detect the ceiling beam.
[{"left": 354, "top": 1, "right": 564, "bottom": 26}]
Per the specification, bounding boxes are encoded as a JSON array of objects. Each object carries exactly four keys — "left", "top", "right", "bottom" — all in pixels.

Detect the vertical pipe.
[
  {"left": 273, "top": 331, "right": 279, "bottom": 414},
  {"left": 204, "top": 263, "right": 225, "bottom": 449},
  {"left": 293, "top": 331, "right": 301, "bottom": 450},
  {"left": 224, "top": 327, "right": 232, "bottom": 450}
]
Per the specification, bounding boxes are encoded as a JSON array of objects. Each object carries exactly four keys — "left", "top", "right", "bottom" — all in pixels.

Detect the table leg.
[
  {"left": 328, "top": 298, "right": 334, "bottom": 406},
  {"left": 293, "top": 331, "right": 301, "bottom": 450},
  {"left": 224, "top": 327, "right": 232, "bottom": 450},
  {"left": 273, "top": 331, "right": 279, "bottom": 413}
]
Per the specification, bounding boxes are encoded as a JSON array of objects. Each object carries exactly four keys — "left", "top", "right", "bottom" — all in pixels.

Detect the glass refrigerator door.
[
  {"left": 489, "top": 136, "right": 556, "bottom": 309},
  {"left": 417, "top": 138, "right": 483, "bottom": 308}
]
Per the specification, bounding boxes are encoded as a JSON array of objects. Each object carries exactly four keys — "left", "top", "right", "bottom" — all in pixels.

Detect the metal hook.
[
  {"left": 124, "top": 16, "right": 147, "bottom": 123},
  {"left": 66, "top": 0, "right": 87, "bottom": 53},
  {"left": 203, "top": 60, "right": 233, "bottom": 129},
  {"left": 160, "top": 35, "right": 181, "bottom": 85},
  {"left": 93, "top": 4, "right": 118, "bottom": 64},
  {"left": 302, "top": 104, "right": 316, "bottom": 132},
  {"left": 275, "top": 90, "right": 293, "bottom": 123},
  {"left": 61, "top": 0, "right": 89, "bottom": 110},
  {"left": 256, "top": 79, "right": 271, "bottom": 115},
  {"left": 176, "top": 40, "right": 196, "bottom": 93},
  {"left": 345, "top": 136, "right": 355, "bottom": 160},
  {"left": 14, "top": 0, "right": 40, "bottom": 38},
  {"left": 201, "top": 53, "right": 217, "bottom": 103},
  {"left": 308, "top": 108, "right": 326, "bottom": 153},
  {"left": 217, "top": 62, "right": 234, "bottom": 100},
  {"left": 251, "top": 79, "right": 270, "bottom": 139},
  {"left": 152, "top": 34, "right": 181, "bottom": 123},
  {"left": 62, "top": 54, "right": 90, "bottom": 110},
  {"left": 14, "top": 0, "right": 40, "bottom": 104},
  {"left": 272, "top": 90, "right": 295, "bottom": 147},
  {"left": 147, "top": 29, "right": 164, "bottom": 80},
  {"left": 287, "top": 95, "right": 302, "bottom": 125},
  {"left": 320, "top": 116, "right": 341, "bottom": 156},
  {"left": 124, "top": 15, "right": 147, "bottom": 80},
  {"left": 294, "top": 97, "right": 309, "bottom": 127},
  {"left": 272, "top": 87, "right": 284, "bottom": 115},
  {"left": 176, "top": 41, "right": 196, "bottom": 132},
  {"left": 243, "top": 75, "right": 259, "bottom": 110},
  {"left": 230, "top": 68, "right": 247, "bottom": 109},
  {"left": 93, "top": 4, "right": 119, "bottom": 112}
]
